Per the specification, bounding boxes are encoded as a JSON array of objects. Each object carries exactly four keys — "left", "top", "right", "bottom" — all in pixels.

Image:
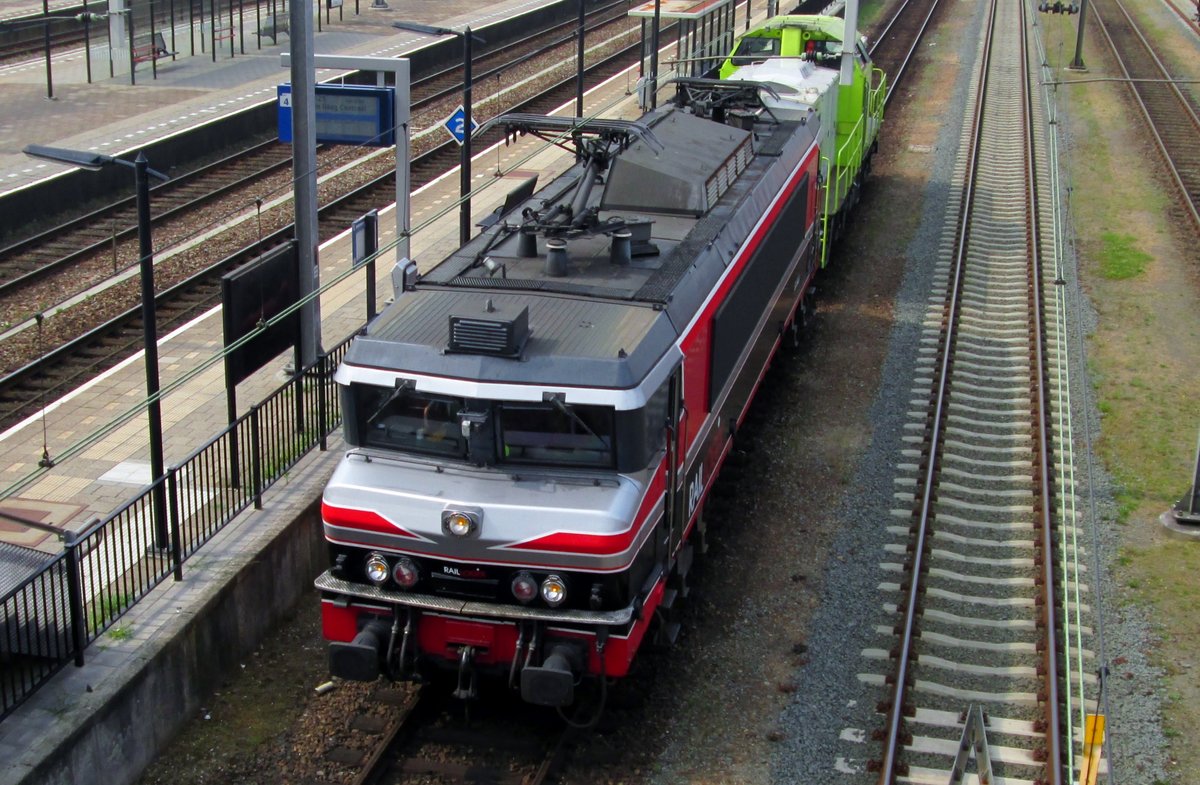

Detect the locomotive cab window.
[
  {"left": 498, "top": 402, "right": 614, "bottom": 468},
  {"left": 731, "top": 36, "right": 779, "bottom": 66},
  {"left": 354, "top": 385, "right": 467, "bottom": 459}
]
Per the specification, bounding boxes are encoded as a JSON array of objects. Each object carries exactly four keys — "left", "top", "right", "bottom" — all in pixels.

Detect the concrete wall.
[{"left": 0, "top": 447, "right": 337, "bottom": 785}]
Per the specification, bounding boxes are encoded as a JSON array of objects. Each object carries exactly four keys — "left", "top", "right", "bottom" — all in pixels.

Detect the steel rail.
[
  {"left": 875, "top": 0, "right": 1000, "bottom": 777},
  {"left": 414, "top": 1, "right": 635, "bottom": 109},
  {"left": 0, "top": 21, "right": 87, "bottom": 66},
  {"left": 1020, "top": 0, "right": 1064, "bottom": 778},
  {"left": 0, "top": 228, "right": 251, "bottom": 419},
  {"left": 869, "top": 0, "right": 943, "bottom": 107},
  {"left": 343, "top": 682, "right": 574, "bottom": 785},
  {"left": 876, "top": 0, "right": 1067, "bottom": 778},
  {"left": 1161, "top": 0, "right": 1200, "bottom": 37},
  {"left": 1088, "top": 0, "right": 1200, "bottom": 232},
  {"left": 1031, "top": 4, "right": 1098, "bottom": 767},
  {"left": 349, "top": 686, "right": 431, "bottom": 785},
  {"left": 0, "top": 139, "right": 290, "bottom": 297}
]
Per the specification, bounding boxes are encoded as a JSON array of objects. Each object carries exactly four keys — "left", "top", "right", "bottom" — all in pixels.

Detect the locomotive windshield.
[
  {"left": 498, "top": 402, "right": 614, "bottom": 468},
  {"left": 349, "top": 383, "right": 616, "bottom": 469},
  {"left": 359, "top": 387, "right": 468, "bottom": 459},
  {"left": 731, "top": 36, "right": 779, "bottom": 66}
]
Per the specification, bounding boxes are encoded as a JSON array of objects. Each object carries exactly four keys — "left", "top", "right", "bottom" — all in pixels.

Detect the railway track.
[
  {"left": 0, "top": 139, "right": 291, "bottom": 297},
  {"left": 0, "top": 11, "right": 90, "bottom": 68},
  {"left": 309, "top": 683, "right": 579, "bottom": 785},
  {"left": 1087, "top": 0, "right": 1200, "bottom": 232},
  {"left": 867, "top": 0, "right": 944, "bottom": 105},
  {"left": 0, "top": 9, "right": 654, "bottom": 432},
  {"left": 863, "top": 0, "right": 1096, "bottom": 781}
]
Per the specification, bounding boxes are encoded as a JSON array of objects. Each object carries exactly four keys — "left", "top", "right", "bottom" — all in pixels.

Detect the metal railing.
[
  {"left": 0, "top": 334, "right": 351, "bottom": 722},
  {"left": 817, "top": 66, "right": 886, "bottom": 267}
]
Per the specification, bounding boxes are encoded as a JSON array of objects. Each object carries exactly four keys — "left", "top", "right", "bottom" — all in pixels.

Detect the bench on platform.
[
  {"left": 132, "top": 32, "right": 175, "bottom": 68},
  {"left": 255, "top": 14, "right": 290, "bottom": 43}
]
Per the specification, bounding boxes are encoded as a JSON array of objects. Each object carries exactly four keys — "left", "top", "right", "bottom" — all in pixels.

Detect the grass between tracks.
[{"left": 1044, "top": 7, "right": 1200, "bottom": 782}]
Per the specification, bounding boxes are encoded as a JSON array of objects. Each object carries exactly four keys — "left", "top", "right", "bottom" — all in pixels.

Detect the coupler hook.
[
  {"left": 509, "top": 622, "right": 529, "bottom": 690},
  {"left": 389, "top": 607, "right": 415, "bottom": 679},
  {"left": 398, "top": 612, "right": 417, "bottom": 681},
  {"left": 453, "top": 645, "right": 478, "bottom": 701}
]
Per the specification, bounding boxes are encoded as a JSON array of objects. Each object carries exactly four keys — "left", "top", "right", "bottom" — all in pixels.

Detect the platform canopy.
[
  {"left": 628, "top": 0, "right": 740, "bottom": 82},
  {"left": 628, "top": 0, "right": 734, "bottom": 20}
]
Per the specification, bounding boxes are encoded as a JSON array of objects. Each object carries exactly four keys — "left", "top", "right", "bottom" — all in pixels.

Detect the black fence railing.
[{"left": 0, "top": 335, "right": 351, "bottom": 722}]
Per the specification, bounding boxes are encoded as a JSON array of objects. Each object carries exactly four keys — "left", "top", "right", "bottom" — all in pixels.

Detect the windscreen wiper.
[
  {"left": 546, "top": 395, "right": 608, "bottom": 449},
  {"left": 366, "top": 381, "right": 412, "bottom": 425}
]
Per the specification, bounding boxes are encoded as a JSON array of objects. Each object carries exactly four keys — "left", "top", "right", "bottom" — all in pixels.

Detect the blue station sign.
[
  {"left": 278, "top": 83, "right": 395, "bottom": 147},
  {"left": 442, "top": 104, "right": 479, "bottom": 146}
]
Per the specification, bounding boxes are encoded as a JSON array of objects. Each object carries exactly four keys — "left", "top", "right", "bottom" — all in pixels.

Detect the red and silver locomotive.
[{"left": 318, "top": 74, "right": 833, "bottom": 706}]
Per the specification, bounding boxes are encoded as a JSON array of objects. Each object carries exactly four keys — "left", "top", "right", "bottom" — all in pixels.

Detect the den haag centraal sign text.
[{"left": 277, "top": 83, "right": 395, "bottom": 146}]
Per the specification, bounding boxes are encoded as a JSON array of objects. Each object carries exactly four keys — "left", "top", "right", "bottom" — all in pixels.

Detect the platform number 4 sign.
[{"left": 443, "top": 105, "right": 478, "bottom": 146}]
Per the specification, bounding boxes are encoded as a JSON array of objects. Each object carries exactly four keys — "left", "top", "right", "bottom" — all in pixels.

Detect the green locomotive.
[{"left": 716, "top": 14, "right": 886, "bottom": 265}]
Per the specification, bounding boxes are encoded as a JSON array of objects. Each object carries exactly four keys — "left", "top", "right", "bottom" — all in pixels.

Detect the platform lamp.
[
  {"left": 22, "top": 144, "right": 171, "bottom": 551},
  {"left": 392, "top": 21, "right": 485, "bottom": 246}
]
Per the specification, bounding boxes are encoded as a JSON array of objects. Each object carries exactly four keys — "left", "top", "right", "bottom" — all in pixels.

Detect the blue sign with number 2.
[{"left": 443, "top": 105, "right": 479, "bottom": 146}]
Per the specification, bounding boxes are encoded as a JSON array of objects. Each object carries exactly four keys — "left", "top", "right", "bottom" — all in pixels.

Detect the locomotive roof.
[{"left": 341, "top": 106, "right": 819, "bottom": 392}]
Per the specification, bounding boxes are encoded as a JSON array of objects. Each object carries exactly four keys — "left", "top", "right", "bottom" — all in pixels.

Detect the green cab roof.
[{"left": 741, "top": 14, "right": 846, "bottom": 42}]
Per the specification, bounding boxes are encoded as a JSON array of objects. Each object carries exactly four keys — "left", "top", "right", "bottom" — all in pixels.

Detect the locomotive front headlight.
[
  {"left": 364, "top": 552, "right": 390, "bottom": 585},
  {"left": 511, "top": 571, "right": 538, "bottom": 603},
  {"left": 441, "top": 510, "right": 478, "bottom": 538},
  {"left": 392, "top": 555, "right": 420, "bottom": 589},
  {"left": 540, "top": 575, "right": 567, "bottom": 607}
]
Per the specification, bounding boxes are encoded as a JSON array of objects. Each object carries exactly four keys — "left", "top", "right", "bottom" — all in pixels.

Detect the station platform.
[
  {"left": 0, "top": 0, "right": 561, "bottom": 198},
  {"left": 0, "top": 0, "right": 688, "bottom": 780}
]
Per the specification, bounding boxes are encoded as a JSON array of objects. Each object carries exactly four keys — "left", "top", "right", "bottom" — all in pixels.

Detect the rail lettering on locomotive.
[
  {"left": 316, "top": 10, "right": 885, "bottom": 711},
  {"left": 685, "top": 462, "right": 705, "bottom": 522}
]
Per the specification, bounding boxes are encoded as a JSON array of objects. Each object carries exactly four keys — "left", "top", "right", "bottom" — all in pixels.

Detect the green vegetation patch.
[{"left": 1099, "top": 232, "right": 1152, "bottom": 280}]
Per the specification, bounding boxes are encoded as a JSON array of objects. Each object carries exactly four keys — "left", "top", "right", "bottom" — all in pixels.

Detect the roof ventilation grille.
[
  {"left": 703, "top": 136, "right": 753, "bottom": 208},
  {"left": 448, "top": 304, "right": 530, "bottom": 357}
]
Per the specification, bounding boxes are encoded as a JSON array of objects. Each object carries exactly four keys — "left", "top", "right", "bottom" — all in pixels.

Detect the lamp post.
[
  {"left": 22, "top": 144, "right": 171, "bottom": 550},
  {"left": 393, "top": 21, "right": 483, "bottom": 246},
  {"left": 42, "top": 0, "right": 53, "bottom": 99}
]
